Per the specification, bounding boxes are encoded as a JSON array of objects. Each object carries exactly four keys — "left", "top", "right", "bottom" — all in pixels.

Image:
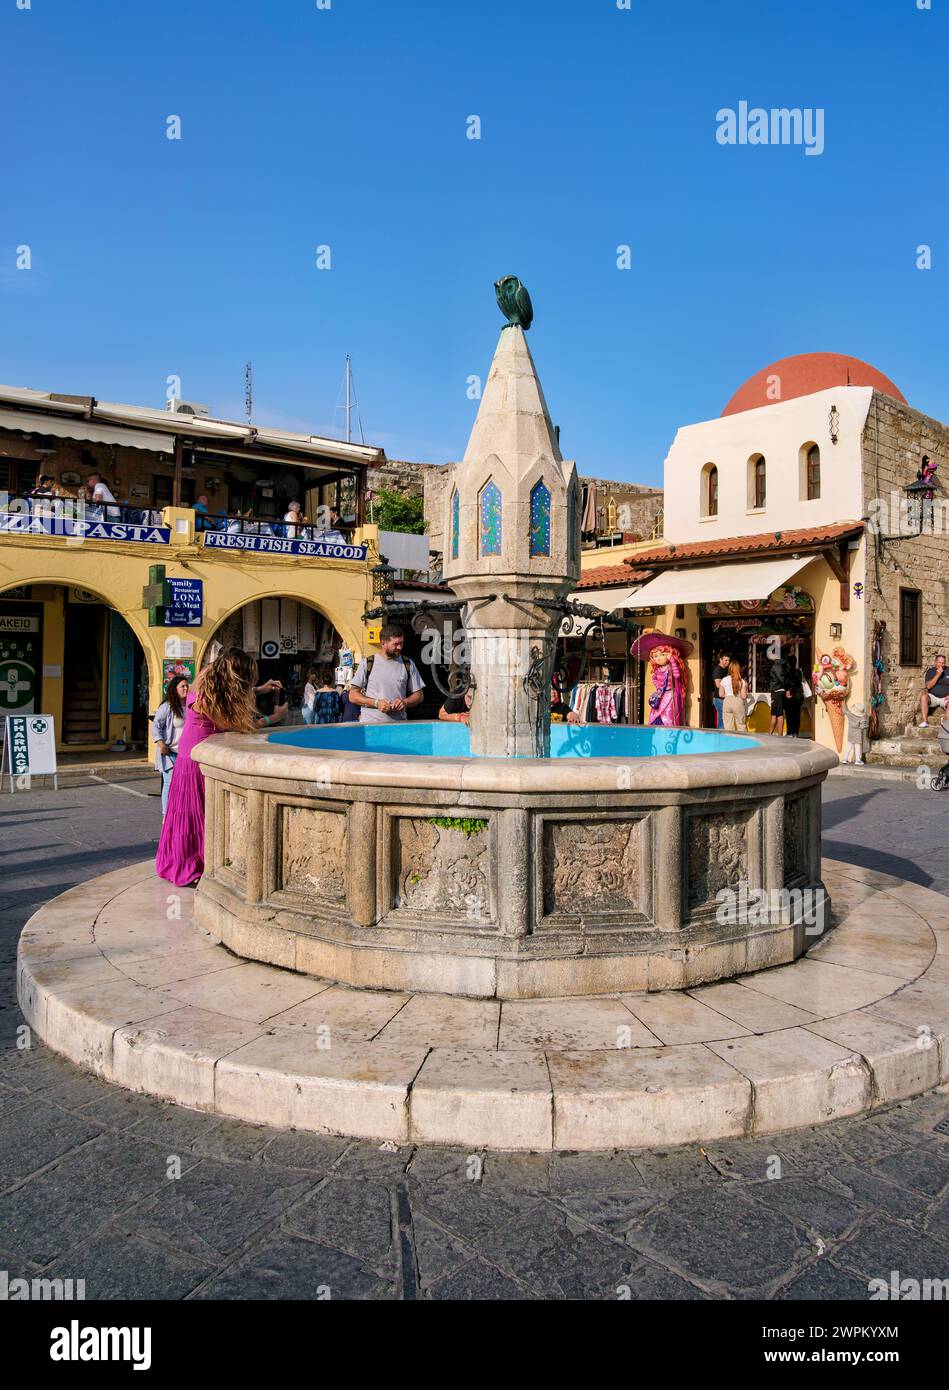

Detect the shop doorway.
[
  {"left": 62, "top": 595, "right": 148, "bottom": 745},
  {"left": 698, "top": 587, "right": 815, "bottom": 734}
]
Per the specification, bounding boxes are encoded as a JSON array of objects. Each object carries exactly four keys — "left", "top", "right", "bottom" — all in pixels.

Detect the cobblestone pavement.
[{"left": 0, "top": 774, "right": 947, "bottom": 1300}]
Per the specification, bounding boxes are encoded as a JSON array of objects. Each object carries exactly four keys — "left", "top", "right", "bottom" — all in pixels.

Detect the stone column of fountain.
[{"left": 442, "top": 283, "right": 580, "bottom": 757}]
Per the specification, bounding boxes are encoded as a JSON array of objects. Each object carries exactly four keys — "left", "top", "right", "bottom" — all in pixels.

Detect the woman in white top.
[
  {"left": 283, "top": 501, "right": 305, "bottom": 539},
  {"left": 152, "top": 675, "right": 190, "bottom": 815},
  {"left": 720, "top": 660, "right": 749, "bottom": 732}
]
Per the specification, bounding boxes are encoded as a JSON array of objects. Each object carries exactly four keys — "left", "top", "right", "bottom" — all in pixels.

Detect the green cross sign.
[{"left": 142, "top": 565, "right": 172, "bottom": 627}]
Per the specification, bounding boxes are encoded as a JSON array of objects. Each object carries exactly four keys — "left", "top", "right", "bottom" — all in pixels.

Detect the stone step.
[
  {"left": 902, "top": 722, "right": 945, "bottom": 740},
  {"left": 871, "top": 738, "right": 943, "bottom": 757},
  {"left": 866, "top": 754, "right": 929, "bottom": 770}
]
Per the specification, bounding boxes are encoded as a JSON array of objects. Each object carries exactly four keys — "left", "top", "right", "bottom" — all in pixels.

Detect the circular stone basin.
[
  {"left": 268, "top": 722, "right": 752, "bottom": 759},
  {"left": 193, "top": 724, "right": 838, "bottom": 999}
]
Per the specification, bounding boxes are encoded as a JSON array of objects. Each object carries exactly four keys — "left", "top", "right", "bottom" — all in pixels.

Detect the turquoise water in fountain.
[{"left": 268, "top": 722, "right": 752, "bottom": 758}]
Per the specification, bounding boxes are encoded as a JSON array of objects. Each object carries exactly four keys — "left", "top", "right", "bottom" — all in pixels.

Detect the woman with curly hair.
[{"left": 156, "top": 647, "right": 286, "bottom": 887}]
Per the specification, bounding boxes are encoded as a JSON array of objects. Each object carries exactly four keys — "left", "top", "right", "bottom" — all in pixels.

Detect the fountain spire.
[{"left": 443, "top": 291, "right": 580, "bottom": 757}]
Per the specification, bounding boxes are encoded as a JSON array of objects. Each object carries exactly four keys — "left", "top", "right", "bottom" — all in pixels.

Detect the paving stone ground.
[{"left": 1, "top": 771, "right": 948, "bottom": 1300}]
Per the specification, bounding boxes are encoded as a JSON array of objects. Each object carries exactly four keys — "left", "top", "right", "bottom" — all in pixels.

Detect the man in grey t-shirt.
[{"left": 349, "top": 625, "right": 425, "bottom": 724}]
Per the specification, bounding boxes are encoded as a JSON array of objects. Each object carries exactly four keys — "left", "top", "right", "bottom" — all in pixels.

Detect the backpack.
[{"left": 364, "top": 653, "right": 414, "bottom": 692}]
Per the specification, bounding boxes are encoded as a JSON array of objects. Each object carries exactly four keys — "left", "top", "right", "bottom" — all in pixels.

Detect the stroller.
[{"left": 931, "top": 719, "right": 949, "bottom": 791}]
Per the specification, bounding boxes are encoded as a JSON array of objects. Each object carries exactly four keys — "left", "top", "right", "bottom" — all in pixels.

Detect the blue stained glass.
[
  {"left": 529, "top": 481, "right": 551, "bottom": 557},
  {"left": 479, "top": 480, "right": 502, "bottom": 556},
  {"left": 450, "top": 488, "right": 459, "bottom": 559}
]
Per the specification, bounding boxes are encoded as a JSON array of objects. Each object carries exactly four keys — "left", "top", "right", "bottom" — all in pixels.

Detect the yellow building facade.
[
  {"left": 0, "top": 511, "right": 385, "bottom": 753},
  {"left": 0, "top": 385, "right": 386, "bottom": 756}
]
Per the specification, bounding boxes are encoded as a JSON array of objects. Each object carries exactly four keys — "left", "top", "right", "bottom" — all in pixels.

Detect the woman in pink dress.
[{"left": 156, "top": 648, "right": 285, "bottom": 887}]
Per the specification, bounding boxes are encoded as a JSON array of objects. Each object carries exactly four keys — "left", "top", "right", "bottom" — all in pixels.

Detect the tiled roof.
[
  {"left": 577, "top": 564, "right": 649, "bottom": 589},
  {"left": 629, "top": 521, "right": 864, "bottom": 567}
]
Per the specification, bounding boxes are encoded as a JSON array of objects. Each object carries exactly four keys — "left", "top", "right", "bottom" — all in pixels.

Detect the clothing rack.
[{"left": 566, "top": 678, "right": 628, "bottom": 725}]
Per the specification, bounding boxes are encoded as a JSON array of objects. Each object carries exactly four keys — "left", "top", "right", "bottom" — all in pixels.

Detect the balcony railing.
[
  {"left": 0, "top": 497, "right": 364, "bottom": 556},
  {"left": 0, "top": 496, "right": 170, "bottom": 541}
]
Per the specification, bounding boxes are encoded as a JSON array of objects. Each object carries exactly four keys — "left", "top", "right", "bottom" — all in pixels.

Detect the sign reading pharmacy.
[
  {"left": 0, "top": 514, "right": 170, "bottom": 544},
  {"left": 3, "top": 714, "right": 58, "bottom": 790},
  {"left": 202, "top": 533, "right": 367, "bottom": 561}
]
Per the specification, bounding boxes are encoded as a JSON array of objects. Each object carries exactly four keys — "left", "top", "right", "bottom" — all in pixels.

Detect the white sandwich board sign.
[{"left": 3, "top": 714, "right": 58, "bottom": 791}]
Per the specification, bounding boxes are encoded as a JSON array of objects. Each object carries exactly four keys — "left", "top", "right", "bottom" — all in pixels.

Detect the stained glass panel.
[
  {"left": 450, "top": 488, "right": 459, "bottom": 559},
  {"left": 529, "top": 480, "right": 551, "bottom": 557},
  {"left": 479, "top": 480, "right": 502, "bottom": 556}
]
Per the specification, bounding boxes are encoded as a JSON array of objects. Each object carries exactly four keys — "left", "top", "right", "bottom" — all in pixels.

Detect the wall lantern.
[
  {"left": 830, "top": 622, "right": 843, "bottom": 640},
  {"left": 902, "top": 475, "right": 937, "bottom": 537},
  {"left": 371, "top": 556, "right": 396, "bottom": 602},
  {"left": 828, "top": 404, "right": 840, "bottom": 445}
]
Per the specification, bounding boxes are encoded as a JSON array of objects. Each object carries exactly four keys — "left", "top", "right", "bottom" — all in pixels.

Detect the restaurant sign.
[
  {"left": 202, "top": 533, "right": 367, "bottom": 561},
  {"left": 0, "top": 514, "right": 170, "bottom": 544}
]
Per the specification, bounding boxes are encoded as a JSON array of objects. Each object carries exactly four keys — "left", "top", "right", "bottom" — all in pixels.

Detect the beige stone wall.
[
  {"left": 413, "top": 464, "right": 662, "bottom": 568},
  {"left": 423, "top": 464, "right": 453, "bottom": 560},
  {"left": 581, "top": 478, "right": 664, "bottom": 540},
  {"left": 861, "top": 393, "right": 949, "bottom": 737}
]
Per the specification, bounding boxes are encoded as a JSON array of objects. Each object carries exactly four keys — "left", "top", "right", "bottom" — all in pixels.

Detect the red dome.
[{"left": 722, "top": 353, "right": 905, "bottom": 416}]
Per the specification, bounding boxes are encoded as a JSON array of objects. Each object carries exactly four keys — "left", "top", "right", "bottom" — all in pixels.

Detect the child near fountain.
[
  {"left": 311, "top": 668, "right": 344, "bottom": 724},
  {"left": 843, "top": 699, "right": 869, "bottom": 765}
]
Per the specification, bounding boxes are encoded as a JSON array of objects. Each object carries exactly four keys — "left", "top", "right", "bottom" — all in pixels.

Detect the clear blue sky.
[{"left": 2, "top": 0, "right": 945, "bottom": 484}]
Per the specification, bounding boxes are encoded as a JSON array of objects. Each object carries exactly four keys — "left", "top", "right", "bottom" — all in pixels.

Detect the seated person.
[
  {"left": 920, "top": 654, "right": 949, "bottom": 727},
  {"left": 439, "top": 688, "right": 473, "bottom": 723}
]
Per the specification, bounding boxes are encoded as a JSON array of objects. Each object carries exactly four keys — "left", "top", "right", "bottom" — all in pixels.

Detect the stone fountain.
[{"left": 193, "top": 285, "right": 837, "bottom": 998}]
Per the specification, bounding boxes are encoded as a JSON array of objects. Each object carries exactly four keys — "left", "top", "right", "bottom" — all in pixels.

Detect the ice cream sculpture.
[{"left": 813, "top": 647, "right": 857, "bottom": 752}]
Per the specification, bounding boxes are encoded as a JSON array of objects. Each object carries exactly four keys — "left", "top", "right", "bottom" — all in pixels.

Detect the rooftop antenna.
[
  {"left": 244, "top": 361, "right": 253, "bottom": 423},
  {"left": 336, "top": 354, "right": 365, "bottom": 445}
]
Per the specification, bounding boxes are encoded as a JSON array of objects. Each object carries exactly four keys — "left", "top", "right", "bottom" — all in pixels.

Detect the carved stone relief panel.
[
  {"left": 278, "top": 805, "right": 346, "bottom": 902},
  {"left": 393, "top": 817, "right": 492, "bottom": 923},
  {"left": 542, "top": 819, "right": 642, "bottom": 918},
  {"left": 687, "top": 809, "right": 749, "bottom": 910},
  {"left": 783, "top": 793, "right": 808, "bottom": 885}
]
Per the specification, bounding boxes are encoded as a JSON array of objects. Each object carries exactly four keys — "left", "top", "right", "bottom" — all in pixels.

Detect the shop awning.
[
  {"left": 562, "top": 586, "right": 643, "bottom": 635},
  {"left": 567, "top": 585, "right": 642, "bottom": 612},
  {"left": 0, "top": 407, "right": 173, "bottom": 455},
  {"left": 624, "top": 554, "right": 813, "bottom": 609}
]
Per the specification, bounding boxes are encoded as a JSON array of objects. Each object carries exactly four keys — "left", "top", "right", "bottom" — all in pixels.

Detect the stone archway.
[
  {"left": 203, "top": 595, "right": 349, "bottom": 720},
  {"left": 0, "top": 580, "right": 156, "bottom": 749}
]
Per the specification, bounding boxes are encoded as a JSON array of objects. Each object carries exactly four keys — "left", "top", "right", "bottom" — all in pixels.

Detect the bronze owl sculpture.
[{"left": 495, "top": 276, "right": 533, "bottom": 330}]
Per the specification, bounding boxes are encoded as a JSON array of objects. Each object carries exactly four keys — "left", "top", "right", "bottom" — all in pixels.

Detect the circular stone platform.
[{"left": 16, "top": 860, "right": 949, "bottom": 1152}]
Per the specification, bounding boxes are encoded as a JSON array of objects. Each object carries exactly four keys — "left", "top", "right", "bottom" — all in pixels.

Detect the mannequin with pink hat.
[{"left": 630, "top": 629, "right": 693, "bottom": 728}]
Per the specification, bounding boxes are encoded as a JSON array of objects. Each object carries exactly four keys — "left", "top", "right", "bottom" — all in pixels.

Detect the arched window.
[
  {"left": 529, "top": 480, "right": 551, "bottom": 556},
  {"left": 479, "top": 479, "right": 502, "bottom": 556},
  {"left": 450, "top": 487, "right": 460, "bottom": 559},
  {"left": 748, "top": 454, "right": 766, "bottom": 510},
  {"left": 806, "top": 444, "right": 820, "bottom": 500},
  {"left": 701, "top": 463, "right": 718, "bottom": 518}
]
